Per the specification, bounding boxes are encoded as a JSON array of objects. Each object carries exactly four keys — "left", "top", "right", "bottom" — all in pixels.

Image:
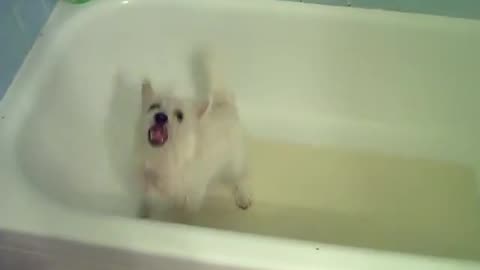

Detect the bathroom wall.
[
  {"left": 0, "top": 0, "right": 57, "bottom": 100},
  {"left": 291, "top": 0, "right": 480, "bottom": 20}
]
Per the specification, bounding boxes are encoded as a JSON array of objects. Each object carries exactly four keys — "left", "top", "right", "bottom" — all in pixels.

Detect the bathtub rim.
[{"left": 1, "top": 0, "right": 480, "bottom": 269}]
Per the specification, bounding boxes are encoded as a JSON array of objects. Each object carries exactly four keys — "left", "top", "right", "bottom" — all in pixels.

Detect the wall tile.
[
  {"left": 0, "top": 0, "right": 57, "bottom": 100},
  {"left": 0, "top": 9, "right": 27, "bottom": 98},
  {"left": 42, "top": 0, "right": 59, "bottom": 11},
  {"left": 351, "top": 0, "right": 480, "bottom": 20},
  {"left": 283, "top": 0, "right": 480, "bottom": 19},
  {"left": 16, "top": 0, "right": 50, "bottom": 45}
]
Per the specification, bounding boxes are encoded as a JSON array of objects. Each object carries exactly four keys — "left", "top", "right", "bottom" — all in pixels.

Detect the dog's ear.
[{"left": 142, "top": 79, "right": 154, "bottom": 104}]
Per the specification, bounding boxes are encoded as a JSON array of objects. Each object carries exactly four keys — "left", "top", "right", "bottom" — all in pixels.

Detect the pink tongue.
[{"left": 149, "top": 125, "right": 168, "bottom": 146}]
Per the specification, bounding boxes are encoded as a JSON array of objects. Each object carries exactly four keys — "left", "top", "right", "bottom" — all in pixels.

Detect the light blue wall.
[
  {"left": 0, "top": 0, "right": 57, "bottom": 100},
  {"left": 289, "top": 0, "right": 480, "bottom": 20}
]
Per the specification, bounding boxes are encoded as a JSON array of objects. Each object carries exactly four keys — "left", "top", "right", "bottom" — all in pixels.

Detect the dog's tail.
[{"left": 195, "top": 49, "right": 234, "bottom": 107}]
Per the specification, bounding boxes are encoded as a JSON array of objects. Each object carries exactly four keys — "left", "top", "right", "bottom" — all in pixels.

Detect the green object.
[{"left": 64, "top": 0, "right": 91, "bottom": 3}]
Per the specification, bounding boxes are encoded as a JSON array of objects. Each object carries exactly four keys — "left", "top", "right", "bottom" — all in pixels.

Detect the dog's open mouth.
[{"left": 148, "top": 124, "right": 168, "bottom": 146}]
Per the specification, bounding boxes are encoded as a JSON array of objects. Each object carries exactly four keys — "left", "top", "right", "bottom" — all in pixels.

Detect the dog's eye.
[
  {"left": 174, "top": 110, "right": 184, "bottom": 122},
  {"left": 148, "top": 103, "right": 160, "bottom": 112}
]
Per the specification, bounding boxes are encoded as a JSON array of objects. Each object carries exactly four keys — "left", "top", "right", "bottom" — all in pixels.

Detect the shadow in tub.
[{"left": 15, "top": 64, "right": 142, "bottom": 217}]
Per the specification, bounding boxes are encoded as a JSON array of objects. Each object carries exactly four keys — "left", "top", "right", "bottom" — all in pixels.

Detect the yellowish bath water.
[{"left": 156, "top": 138, "right": 480, "bottom": 261}]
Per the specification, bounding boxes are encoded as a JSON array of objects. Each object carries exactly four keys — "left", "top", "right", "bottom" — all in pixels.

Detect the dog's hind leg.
[
  {"left": 183, "top": 186, "right": 208, "bottom": 213},
  {"left": 138, "top": 197, "right": 151, "bottom": 219}
]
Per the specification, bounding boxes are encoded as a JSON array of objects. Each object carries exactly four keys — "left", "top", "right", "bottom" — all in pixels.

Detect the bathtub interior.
[{"left": 6, "top": 0, "right": 480, "bottom": 263}]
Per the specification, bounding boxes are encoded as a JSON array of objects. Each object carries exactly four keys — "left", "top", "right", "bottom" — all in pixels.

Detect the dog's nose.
[{"left": 154, "top": 112, "right": 168, "bottom": 125}]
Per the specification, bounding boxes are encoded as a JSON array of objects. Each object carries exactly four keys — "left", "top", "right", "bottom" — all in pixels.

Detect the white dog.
[{"left": 138, "top": 52, "right": 252, "bottom": 218}]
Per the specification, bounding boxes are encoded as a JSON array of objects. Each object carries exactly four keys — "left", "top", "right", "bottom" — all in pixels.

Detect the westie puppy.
[{"left": 138, "top": 52, "right": 252, "bottom": 218}]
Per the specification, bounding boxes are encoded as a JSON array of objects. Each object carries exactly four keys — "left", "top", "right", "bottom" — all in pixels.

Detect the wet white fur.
[{"left": 138, "top": 51, "right": 252, "bottom": 217}]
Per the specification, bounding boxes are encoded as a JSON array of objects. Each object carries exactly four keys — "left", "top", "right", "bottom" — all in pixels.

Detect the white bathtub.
[{"left": 1, "top": 0, "right": 480, "bottom": 269}]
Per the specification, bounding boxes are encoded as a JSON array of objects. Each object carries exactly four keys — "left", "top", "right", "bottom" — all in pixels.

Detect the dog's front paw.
[{"left": 183, "top": 195, "right": 204, "bottom": 213}]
